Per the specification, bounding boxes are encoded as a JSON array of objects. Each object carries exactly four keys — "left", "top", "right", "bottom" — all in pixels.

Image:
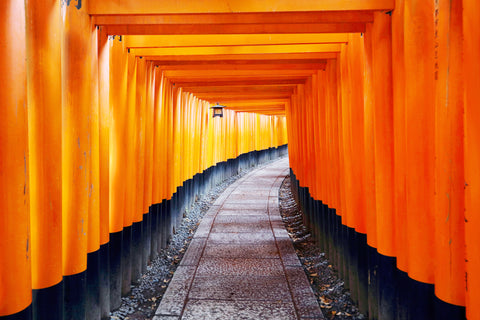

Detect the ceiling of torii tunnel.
[{"left": 88, "top": 0, "right": 393, "bottom": 116}]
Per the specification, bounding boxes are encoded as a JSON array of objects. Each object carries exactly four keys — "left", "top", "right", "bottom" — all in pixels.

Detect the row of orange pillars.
[{"left": 1, "top": 0, "right": 480, "bottom": 320}]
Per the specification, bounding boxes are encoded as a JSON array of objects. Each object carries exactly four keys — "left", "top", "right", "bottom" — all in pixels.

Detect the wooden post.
[
  {"left": 61, "top": 0, "right": 95, "bottom": 318},
  {"left": 0, "top": 1, "right": 31, "bottom": 318},
  {"left": 25, "top": 0, "right": 62, "bottom": 318}
]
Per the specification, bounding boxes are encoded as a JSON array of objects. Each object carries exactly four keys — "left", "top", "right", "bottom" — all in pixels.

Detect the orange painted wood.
[
  {"left": 340, "top": 35, "right": 367, "bottom": 233},
  {"left": 143, "top": 62, "right": 155, "bottom": 211},
  {"left": 315, "top": 73, "right": 326, "bottom": 202},
  {"left": 372, "top": 12, "right": 395, "bottom": 257},
  {"left": 391, "top": 0, "right": 408, "bottom": 273},
  {"left": 105, "top": 23, "right": 366, "bottom": 36},
  {"left": 434, "top": 0, "right": 465, "bottom": 307},
  {"left": 131, "top": 44, "right": 341, "bottom": 57},
  {"left": 95, "top": 12, "right": 373, "bottom": 25},
  {"left": 157, "top": 63, "right": 327, "bottom": 71},
  {"left": 88, "top": 0, "right": 394, "bottom": 14},
  {"left": 362, "top": 26, "right": 377, "bottom": 248},
  {"left": 134, "top": 57, "right": 147, "bottom": 221},
  {"left": 109, "top": 37, "right": 128, "bottom": 233},
  {"left": 124, "top": 53, "right": 137, "bottom": 227},
  {"left": 61, "top": 0, "right": 95, "bottom": 275},
  {"left": 152, "top": 68, "right": 163, "bottom": 204},
  {"left": 159, "top": 59, "right": 327, "bottom": 67},
  {"left": 404, "top": 0, "right": 435, "bottom": 284},
  {"left": 337, "top": 50, "right": 348, "bottom": 225},
  {"left": 98, "top": 27, "right": 111, "bottom": 245},
  {"left": 88, "top": 23, "right": 101, "bottom": 254},
  {"left": 326, "top": 60, "right": 341, "bottom": 211},
  {"left": 25, "top": 0, "right": 63, "bottom": 289},
  {"left": 0, "top": 0, "right": 31, "bottom": 315},
  {"left": 124, "top": 34, "right": 349, "bottom": 48},
  {"left": 147, "top": 53, "right": 337, "bottom": 62},
  {"left": 463, "top": 0, "right": 480, "bottom": 316}
]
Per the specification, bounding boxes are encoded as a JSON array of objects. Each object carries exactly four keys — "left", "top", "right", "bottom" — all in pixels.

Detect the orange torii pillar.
[
  {"left": 108, "top": 36, "right": 128, "bottom": 310},
  {"left": 61, "top": 0, "right": 97, "bottom": 319},
  {"left": 142, "top": 61, "right": 155, "bottom": 271},
  {"left": 340, "top": 34, "right": 367, "bottom": 310},
  {"left": 372, "top": 11, "right": 399, "bottom": 320},
  {"left": 0, "top": 1, "right": 31, "bottom": 319},
  {"left": 403, "top": 0, "right": 437, "bottom": 317},
  {"left": 25, "top": 0, "right": 62, "bottom": 319},
  {"left": 86, "top": 20, "right": 101, "bottom": 320},
  {"left": 150, "top": 67, "right": 163, "bottom": 261},
  {"left": 132, "top": 56, "right": 147, "bottom": 282},
  {"left": 464, "top": 1, "right": 480, "bottom": 319},
  {"left": 434, "top": 0, "right": 465, "bottom": 317},
  {"left": 97, "top": 25, "right": 111, "bottom": 319},
  {"left": 121, "top": 52, "right": 138, "bottom": 296},
  {"left": 362, "top": 23, "right": 378, "bottom": 319},
  {"left": 391, "top": 0, "right": 408, "bottom": 309}
]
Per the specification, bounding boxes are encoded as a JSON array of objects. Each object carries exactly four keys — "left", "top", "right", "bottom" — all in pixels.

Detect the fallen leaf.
[{"left": 320, "top": 296, "right": 332, "bottom": 305}]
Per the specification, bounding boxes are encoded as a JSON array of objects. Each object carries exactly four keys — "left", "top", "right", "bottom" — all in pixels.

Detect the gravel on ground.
[{"left": 278, "top": 175, "right": 366, "bottom": 320}]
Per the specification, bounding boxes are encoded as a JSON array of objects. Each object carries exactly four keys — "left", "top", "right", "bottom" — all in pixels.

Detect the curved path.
[{"left": 154, "top": 158, "right": 324, "bottom": 320}]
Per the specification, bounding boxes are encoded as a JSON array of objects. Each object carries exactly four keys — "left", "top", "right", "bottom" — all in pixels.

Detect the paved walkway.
[{"left": 154, "top": 158, "right": 324, "bottom": 320}]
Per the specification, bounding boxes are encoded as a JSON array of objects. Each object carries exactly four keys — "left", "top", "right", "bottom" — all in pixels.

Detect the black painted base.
[
  {"left": 141, "top": 212, "right": 150, "bottom": 274},
  {"left": 131, "top": 221, "right": 143, "bottom": 283},
  {"left": 290, "top": 170, "right": 466, "bottom": 320},
  {"left": 63, "top": 271, "right": 86, "bottom": 320},
  {"left": 121, "top": 225, "right": 132, "bottom": 296},
  {"left": 99, "top": 242, "right": 110, "bottom": 319},
  {"left": 109, "top": 230, "right": 122, "bottom": 310},
  {"left": 150, "top": 204, "right": 159, "bottom": 260},
  {"left": 86, "top": 250, "right": 100, "bottom": 320},
  {"left": 31, "top": 280, "right": 63, "bottom": 320},
  {"left": 159, "top": 200, "right": 167, "bottom": 249}
]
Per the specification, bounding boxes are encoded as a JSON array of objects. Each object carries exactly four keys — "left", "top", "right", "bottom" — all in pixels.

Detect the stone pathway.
[{"left": 153, "top": 158, "right": 324, "bottom": 320}]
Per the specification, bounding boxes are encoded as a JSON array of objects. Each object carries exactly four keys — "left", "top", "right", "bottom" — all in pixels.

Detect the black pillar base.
[
  {"left": 63, "top": 271, "right": 86, "bottom": 320},
  {"left": 86, "top": 250, "right": 100, "bottom": 320},
  {"left": 32, "top": 281, "right": 63, "bottom": 320},
  {"left": 109, "top": 230, "right": 122, "bottom": 310}
]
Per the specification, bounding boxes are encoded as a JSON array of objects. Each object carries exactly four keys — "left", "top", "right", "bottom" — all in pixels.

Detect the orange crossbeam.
[
  {"left": 146, "top": 53, "right": 338, "bottom": 62},
  {"left": 88, "top": 0, "right": 394, "bottom": 14},
  {"left": 94, "top": 12, "right": 373, "bottom": 26},
  {"left": 124, "top": 34, "right": 349, "bottom": 48},
  {"left": 131, "top": 44, "right": 341, "bottom": 57},
  {"left": 105, "top": 23, "right": 366, "bottom": 35}
]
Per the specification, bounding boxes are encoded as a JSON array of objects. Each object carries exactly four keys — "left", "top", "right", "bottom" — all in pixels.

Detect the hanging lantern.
[{"left": 211, "top": 103, "right": 225, "bottom": 118}]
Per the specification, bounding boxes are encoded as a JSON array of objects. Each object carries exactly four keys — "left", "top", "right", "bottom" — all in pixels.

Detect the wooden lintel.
[
  {"left": 131, "top": 44, "right": 341, "bottom": 57},
  {"left": 105, "top": 23, "right": 366, "bottom": 35},
  {"left": 145, "top": 53, "right": 338, "bottom": 62},
  {"left": 124, "top": 34, "right": 349, "bottom": 48},
  {"left": 157, "top": 63, "right": 326, "bottom": 71},
  {"left": 88, "top": 0, "right": 394, "bottom": 15},
  {"left": 94, "top": 11, "right": 373, "bottom": 25}
]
